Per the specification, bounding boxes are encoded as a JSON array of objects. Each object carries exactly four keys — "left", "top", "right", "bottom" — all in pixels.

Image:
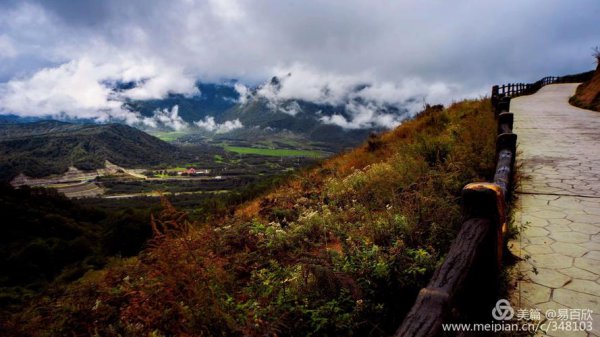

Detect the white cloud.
[
  {"left": 247, "top": 65, "right": 458, "bottom": 129},
  {"left": 194, "top": 116, "right": 243, "bottom": 133},
  {"left": 0, "top": 56, "right": 198, "bottom": 123},
  {"left": 118, "top": 63, "right": 199, "bottom": 100},
  {"left": 256, "top": 66, "right": 358, "bottom": 106},
  {"left": 0, "top": 58, "right": 125, "bottom": 120},
  {"left": 234, "top": 83, "right": 251, "bottom": 104},
  {"left": 143, "top": 105, "right": 188, "bottom": 131},
  {"left": 319, "top": 101, "right": 404, "bottom": 130},
  {"left": 0, "top": 0, "right": 599, "bottom": 123},
  {"left": 279, "top": 101, "right": 302, "bottom": 116}
]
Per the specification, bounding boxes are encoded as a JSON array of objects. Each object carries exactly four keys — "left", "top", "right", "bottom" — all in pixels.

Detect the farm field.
[{"left": 223, "top": 145, "right": 323, "bottom": 157}]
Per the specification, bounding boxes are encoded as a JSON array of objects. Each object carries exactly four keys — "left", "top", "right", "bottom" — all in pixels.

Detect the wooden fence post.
[
  {"left": 491, "top": 85, "right": 500, "bottom": 109},
  {"left": 496, "top": 96, "right": 511, "bottom": 116},
  {"left": 497, "top": 112, "right": 513, "bottom": 135},
  {"left": 495, "top": 133, "right": 517, "bottom": 202}
]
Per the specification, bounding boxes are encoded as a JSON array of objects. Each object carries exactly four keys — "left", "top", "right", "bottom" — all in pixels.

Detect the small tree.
[{"left": 593, "top": 46, "right": 600, "bottom": 63}]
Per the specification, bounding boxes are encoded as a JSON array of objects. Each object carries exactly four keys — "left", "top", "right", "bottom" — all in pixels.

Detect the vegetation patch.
[
  {"left": 148, "top": 130, "right": 193, "bottom": 142},
  {"left": 4, "top": 99, "right": 496, "bottom": 336},
  {"left": 570, "top": 56, "right": 600, "bottom": 112},
  {"left": 0, "top": 184, "right": 156, "bottom": 315},
  {"left": 224, "top": 145, "right": 323, "bottom": 157}
]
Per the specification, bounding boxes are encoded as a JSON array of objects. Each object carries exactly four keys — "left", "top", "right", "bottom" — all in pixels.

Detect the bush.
[{"left": 6, "top": 99, "right": 496, "bottom": 336}]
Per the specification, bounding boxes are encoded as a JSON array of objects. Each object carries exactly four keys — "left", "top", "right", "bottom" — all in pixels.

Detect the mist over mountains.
[
  {"left": 1, "top": 0, "right": 597, "bottom": 145},
  {"left": 1, "top": 72, "right": 421, "bottom": 147},
  {"left": 0, "top": 0, "right": 597, "bottom": 161},
  {"left": 132, "top": 73, "right": 415, "bottom": 130}
]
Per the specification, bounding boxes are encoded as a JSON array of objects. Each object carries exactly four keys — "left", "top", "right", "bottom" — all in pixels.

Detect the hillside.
[
  {"left": 0, "top": 184, "right": 155, "bottom": 313},
  {"left": 570, "top": 61, "right": 600, "bottom": 111},
  {"left": 0, "top": 121, "right": 184, "bottom": 181},
  {"left": 3, "top": 99, "right": 496, "bottom": 336}
]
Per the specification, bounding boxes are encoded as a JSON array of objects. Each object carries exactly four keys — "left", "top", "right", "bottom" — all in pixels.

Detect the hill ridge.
[{"left": 0, "top": 121, "right": 182, "bottom": 181}]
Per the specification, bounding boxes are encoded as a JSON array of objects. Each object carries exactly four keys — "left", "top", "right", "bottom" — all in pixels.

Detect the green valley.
[{"left": 223, "top": 145, "right": 322, "bottom": 157}]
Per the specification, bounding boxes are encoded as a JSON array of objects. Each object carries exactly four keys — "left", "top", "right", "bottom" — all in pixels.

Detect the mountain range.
[
  {"left": 0, "top": 75, "right": 418, "bottom": 181},
  {"left": 2, "top": 75, "right": 414, "bottom": 150}
]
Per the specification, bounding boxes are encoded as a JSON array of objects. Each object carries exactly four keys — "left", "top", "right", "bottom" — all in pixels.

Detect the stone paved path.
[{"left": 511, "top": 84, "right": 600, "bottom": 337}]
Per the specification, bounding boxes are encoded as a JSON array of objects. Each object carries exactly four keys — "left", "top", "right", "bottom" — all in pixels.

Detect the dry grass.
[
  {"left": 570, "top": 63, "right": 600, "bottom": 111},
  {"left": 4, "top": 99, "right": 497, "bottom": 337}
]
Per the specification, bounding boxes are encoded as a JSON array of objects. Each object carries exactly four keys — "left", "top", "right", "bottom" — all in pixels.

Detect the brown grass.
[
  {"left": 4, "top": 99, "right": 497, "bottom": 337},
  {"left": 570, "top": 63, "right": 600, "bottom": 111}
]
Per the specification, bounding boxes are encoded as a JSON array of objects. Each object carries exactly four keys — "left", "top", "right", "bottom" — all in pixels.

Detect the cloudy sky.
[{"left": 0, "top": 0, "right": 598, "bottom": 126}]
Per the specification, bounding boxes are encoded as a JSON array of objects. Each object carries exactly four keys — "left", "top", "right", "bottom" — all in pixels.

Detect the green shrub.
[{"left": 6, "top": 99, "right": 496, "bottom": 337}]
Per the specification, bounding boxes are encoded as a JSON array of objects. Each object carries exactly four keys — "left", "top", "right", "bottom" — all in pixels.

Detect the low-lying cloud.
[
  {"left": 142, "top": 105, "right": 188, "bottom": 131},
  {"left": 237, "top": 65, "right": 458, "bottom": 129},
  {"left": 0, "top": 56, "right": 198, "bottom": 124},
  {"left": 194, "top": 116, "right": 243, "bottom": 133},
  {"left": 0, "top": 0, "right": 598, "bottom": 128}
]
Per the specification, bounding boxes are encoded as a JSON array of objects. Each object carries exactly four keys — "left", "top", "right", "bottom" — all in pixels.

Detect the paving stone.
[
  {"left": 550, "top": 242, "right": 588, "bottom": 257},
  {"left": 525, "top": 226, "right": 551, "bottom": 237},
  {"left": 549, "top": 198, "right": 585, "bottom": 210},
  {"left": 525, "top": 244, "right": 555, "bottom": 255},
  {"left": 583, "top": 250, "right": 600, "bottom": 261},
  {"left": 581, "top": 200, "right": 600, "bottom": 208},
  {"left": 528, "top": 268, "right": 571, "bottom": 288},
  {"left": 547, "top": 224, "right": 573, "bottom": 233},
  {"left": 548, "top": 218, "right": 574, "bottom": 226},
  {"left": 535, "top": 300, "right": 563, "bottom": 312},
  {"left": 557, "top": 267, "right": 598, "bottom": 281},
  {"left": 569, "top": 223, "right": 600, "bottom": 235},
  {"left": 583, "top": 207, "right": 600, "bottom": 215},
  {"left": 567, "top": 214, "right": 600, "bottom": 225},
  {"left": 553, "top": 288, "right": 600, "bottom": 313},
  {"left": 531, "top": 254, "right": 573, "bottom": 269},
  {"left": 520, "top": 282, "right": 552, "bottom": 306},
  {"left": 564, "top": 279, "right": 600, "bottom": 296},
  {"left": 523, "top": 198, "right": 550, "bottom": 208},
  {"left": 550, "top": 232, "right": 590, "bottom": 244},
  {"left": 579, "top": 242, "right": 600, "bottom": 251},
  {"left": 573, "top": 257, "right": 599, "bottom": 274},
  {"left": 523, "top": 215, "right": 550, "bottom": 227},
  {"left": 529, "top": 237, "right": 555, "bottom": 245}
]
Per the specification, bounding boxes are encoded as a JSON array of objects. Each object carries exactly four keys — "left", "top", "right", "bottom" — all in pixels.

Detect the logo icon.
[{"left": 492, "top": 299, "right": 514, "bottom": 320}]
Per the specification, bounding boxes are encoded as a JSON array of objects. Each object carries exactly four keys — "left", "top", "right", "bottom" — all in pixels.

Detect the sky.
[{"left": 0, "top": 0, "right": 598, "bottom": 128}]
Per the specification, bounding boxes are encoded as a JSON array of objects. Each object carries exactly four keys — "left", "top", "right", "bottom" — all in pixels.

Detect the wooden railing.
[
  {"left": 394, "top": 71, "right": 593, "bottom": 337},
  {"left": 491, "top": 70, "right": 594, "bottom": 104}
]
